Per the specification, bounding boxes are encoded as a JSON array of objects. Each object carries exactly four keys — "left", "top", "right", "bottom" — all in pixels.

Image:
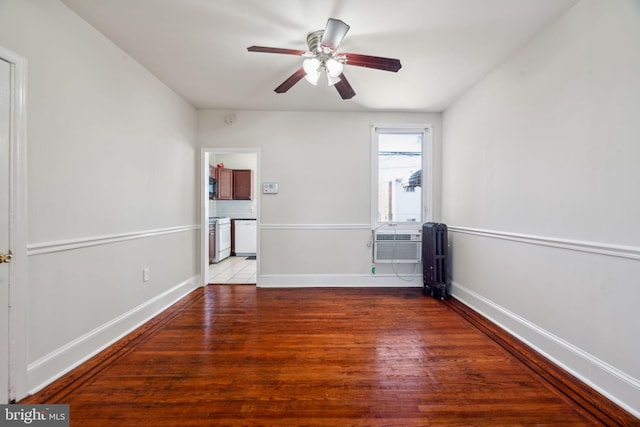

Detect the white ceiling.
[{"left": 61, "top": 0, "right": 579, "bottom": 113}]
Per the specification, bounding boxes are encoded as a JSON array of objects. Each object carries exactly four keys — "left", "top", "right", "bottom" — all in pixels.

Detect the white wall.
[
  {"left": 442, "top": 0, "right": 640, "bottom": 416},
  {"left": 0, "top": 0, "right": 200, "bottom": 397},
  {"left": 198, "top": 110, "right": 442, "bottom": 286}
]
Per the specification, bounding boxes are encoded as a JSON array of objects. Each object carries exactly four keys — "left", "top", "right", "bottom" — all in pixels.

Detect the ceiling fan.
[{"left": 247, "top": 18, "right": 402, "bottom": 100}]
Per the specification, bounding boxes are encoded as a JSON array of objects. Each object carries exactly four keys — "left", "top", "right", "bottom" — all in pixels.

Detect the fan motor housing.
[{"left": 306, "top": 30, "right": 324, "bottom": 53}]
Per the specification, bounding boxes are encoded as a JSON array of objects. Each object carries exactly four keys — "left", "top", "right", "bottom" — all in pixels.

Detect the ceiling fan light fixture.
[
  {"left": 303, "top": 57, "right": 321, "bottom": 85},
  {"left": 303, "top": 57, "right": 320, "bottom": 75},
  {"left": 325, "top": 58, "right": 343, "bottom": 78},
  {"left": 327, "top": 73, "right": 342, "bottom": 86},
  {"left": 248, "top": 18, "right": 401, "bottom": 99},
  {"left": 304, "top": 72, "right": 320, "bottom": 86}
]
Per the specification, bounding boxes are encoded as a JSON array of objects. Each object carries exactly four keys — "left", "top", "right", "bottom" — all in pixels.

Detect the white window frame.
[{"left": 371, "top": 124, "right": 433, "bottom": 231}]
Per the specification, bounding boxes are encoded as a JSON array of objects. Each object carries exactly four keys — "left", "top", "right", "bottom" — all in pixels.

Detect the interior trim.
[
  {"left": 1, "top": 45, "right": 29, "bottom": 402},
  {"left": 448, "top": 225, "right": 640, "bottom": 260},
  {"left": 450, "top": 281, "right": 640, "bottom": 420},
  {"left": 26, "top": 275, "right": 201, "bottom": 395},
  {"left": 27, "top": 225, "right": 200, "bottom": 256},
  {"left": 258, "top": 273, "right": 422, "bottom": 288},
  {"left": 261, "top": 224, "right": 371, "bottom": 230}
]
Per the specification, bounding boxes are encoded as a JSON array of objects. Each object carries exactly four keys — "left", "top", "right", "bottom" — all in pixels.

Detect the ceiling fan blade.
[
  {"left": 247, "top": 46, "right": 306, "bottom": 56},
  {"left": 343, "top": 53, "right": 402, "bottom": 72},
  {"left": 274, "top": 67, "right": 307, "bottom": 93},
  {"left": 334, "top": 73, "right": 355, "bottom": 100},
  {"left": 321, "top": 18, "right": 350, "bottom": 51}
]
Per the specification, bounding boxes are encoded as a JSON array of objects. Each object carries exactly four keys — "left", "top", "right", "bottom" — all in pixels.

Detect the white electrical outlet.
[{"left": 143, "top": 267, "right": 150, "bottom": 282}]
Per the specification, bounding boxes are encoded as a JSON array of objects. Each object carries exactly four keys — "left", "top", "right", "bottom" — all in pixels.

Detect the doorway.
[
  {"left": 0, "top": 46, "right": 27, "bottom": 403},
  {"left": 201, "top": 148, "right": 260, "bottom": 286}
]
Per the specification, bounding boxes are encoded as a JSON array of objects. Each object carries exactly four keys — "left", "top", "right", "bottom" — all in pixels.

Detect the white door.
[{"left": 0, "top": 57, "right": 11, "bottom": 403}]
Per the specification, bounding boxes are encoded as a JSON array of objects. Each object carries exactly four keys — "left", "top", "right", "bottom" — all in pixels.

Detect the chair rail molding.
[
  {"left": 27, "top": 225, "right": 200, "bottom": 256},
  {"left": 448, "top": 226, "right": 640, "bottom": 261},
  {"left": 260, "top": 223, "right": 371, "bottom": 230}
]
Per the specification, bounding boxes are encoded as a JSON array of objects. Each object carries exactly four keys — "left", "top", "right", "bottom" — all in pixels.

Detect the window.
[{"left": 372, "top": 125, "right": 431, "bottom": 227}]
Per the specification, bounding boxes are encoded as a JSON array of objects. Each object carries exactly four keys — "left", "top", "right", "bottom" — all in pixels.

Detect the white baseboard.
[
  {"left": 258, "top": 273, "right": 422, "bottom": 288},
  {"left": 26, "top": 275, "right": 202, "bottom": 395},
  {"left": 450, "top": 281, "right": 640, "bottom": 418}
]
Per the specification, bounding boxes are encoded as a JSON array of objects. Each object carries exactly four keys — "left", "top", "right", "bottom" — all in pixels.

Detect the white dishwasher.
[{"left": 234, "top": 219, "right": 257, "bottom": 256}]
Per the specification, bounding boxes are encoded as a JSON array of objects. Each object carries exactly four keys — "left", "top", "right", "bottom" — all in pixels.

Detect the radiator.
[
  {"left": 422, "top": 222, "right": 449, "bottom": 299},
  {"left": 373, "top": 230, "right": 421, "bottom": 263}
]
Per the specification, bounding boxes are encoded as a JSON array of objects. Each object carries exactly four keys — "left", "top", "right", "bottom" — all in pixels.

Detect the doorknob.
[{"left": 0, "top": 250, "right": 12, "bottom": 264}]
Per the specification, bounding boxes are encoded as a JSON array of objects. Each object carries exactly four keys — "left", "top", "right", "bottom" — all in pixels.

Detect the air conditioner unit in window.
[{"left": 373, "top": 230, "right": 421, "bottom": 263}]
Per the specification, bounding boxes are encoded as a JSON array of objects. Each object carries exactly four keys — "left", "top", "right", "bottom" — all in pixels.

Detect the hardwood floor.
[{"left": 21, "top": 285, "right": 637, "bottom": 426}]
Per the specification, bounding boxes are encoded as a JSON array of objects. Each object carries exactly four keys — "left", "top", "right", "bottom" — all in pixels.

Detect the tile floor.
[{"left": 208, "top": 255, "right": 256, "bottom": 284}]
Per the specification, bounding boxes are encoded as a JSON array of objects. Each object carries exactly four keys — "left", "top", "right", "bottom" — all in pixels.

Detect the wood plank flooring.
[{"left": 21, "top": 285, "right": 637, "bottom": 426}]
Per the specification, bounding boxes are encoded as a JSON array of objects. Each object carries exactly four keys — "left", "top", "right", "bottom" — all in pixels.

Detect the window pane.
[{"left": 377, "top": 132, "right": 422, "bottom": 223}]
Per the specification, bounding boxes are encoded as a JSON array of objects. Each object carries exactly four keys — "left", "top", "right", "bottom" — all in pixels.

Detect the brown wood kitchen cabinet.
[
  {"left": 215, "top": 168, "right": 233, "bottom": 200},
  {"left": 232, "top": 169, "right": 253, "bottom": 200}
]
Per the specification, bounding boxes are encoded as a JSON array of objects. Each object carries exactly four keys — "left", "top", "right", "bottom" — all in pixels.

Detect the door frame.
[
  {"left": 200, "top": 148, "right": 260, "bottom": 286},
  {"left": 0, "top": 45, "right": 28, "bottom": 402}
]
